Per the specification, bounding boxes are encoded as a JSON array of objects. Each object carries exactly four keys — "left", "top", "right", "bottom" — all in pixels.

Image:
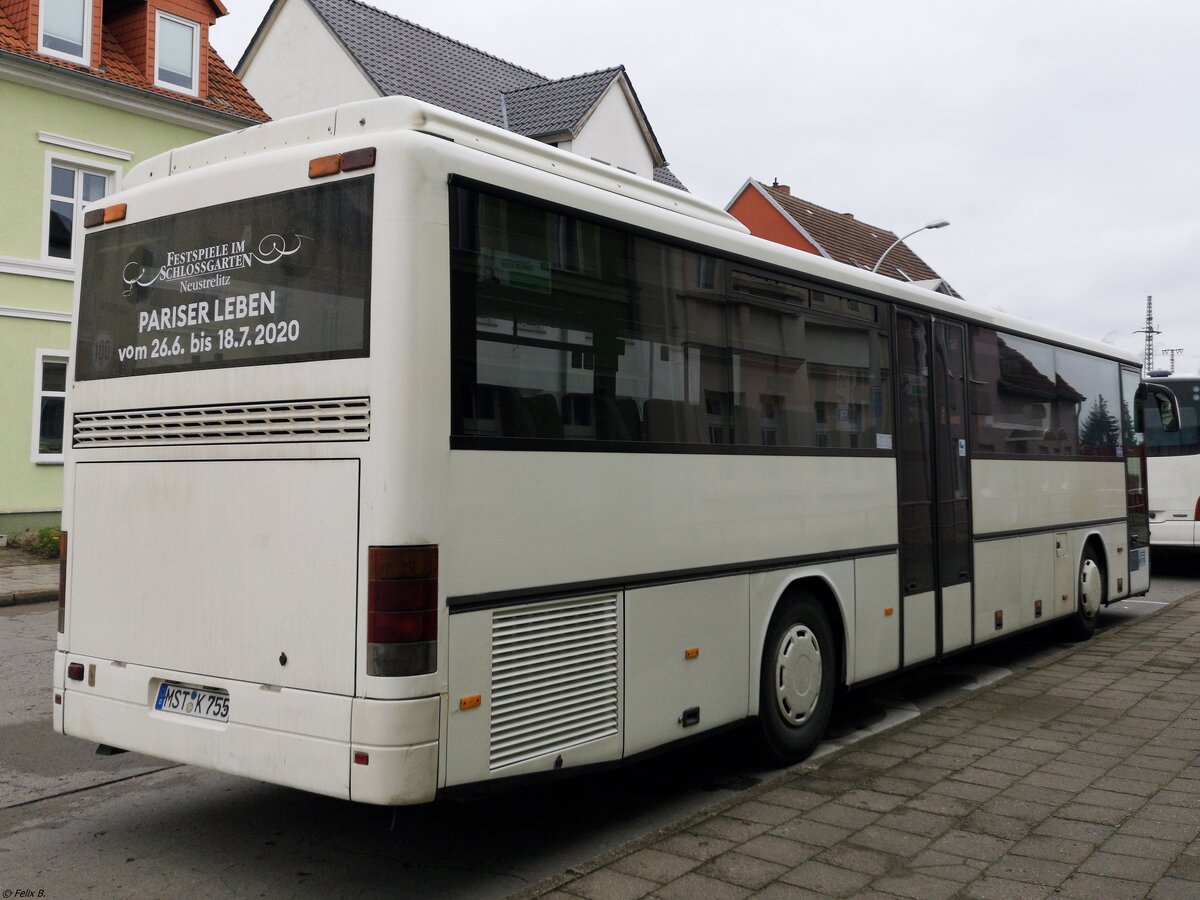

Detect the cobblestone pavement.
[{"left": 518, "top": 592, "right": 1200, "bottom": 900}]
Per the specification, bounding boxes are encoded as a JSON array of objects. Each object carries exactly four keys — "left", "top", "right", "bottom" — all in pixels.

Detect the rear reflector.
[
  {"left": 353, "top": 751, "right": 369, "bottom": 766},
  {"left": 367, "top": 545, "right": 437, "bottom": 676},
  {"left": 58, "top": 531, "right": 68, "bottom": 634}
]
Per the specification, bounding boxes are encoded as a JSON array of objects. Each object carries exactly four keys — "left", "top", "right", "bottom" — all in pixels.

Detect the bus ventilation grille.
[
  {"left": 489, "top": 595, "right": 620, "bottom": 771},
  {"left": 72, "top": 398, "right": 370, "bottom": 446}
]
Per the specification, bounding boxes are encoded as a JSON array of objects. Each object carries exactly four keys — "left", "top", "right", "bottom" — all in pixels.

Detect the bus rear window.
[{"left": 75, "top": 176, "right": 373, "bottom": 380}]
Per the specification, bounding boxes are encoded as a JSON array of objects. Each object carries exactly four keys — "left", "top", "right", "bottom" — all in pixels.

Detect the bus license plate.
[{"left": 154, "top": 682, "right": 230, "bottom": 723}]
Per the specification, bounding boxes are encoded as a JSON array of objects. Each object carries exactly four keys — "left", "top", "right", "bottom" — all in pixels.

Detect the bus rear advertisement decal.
[{"left": 75, "top": 176, "right": 373, "bottom": 380}]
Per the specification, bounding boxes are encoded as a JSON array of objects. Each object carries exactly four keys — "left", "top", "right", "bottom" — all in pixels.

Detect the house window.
[
  {"left": 47, "top": 163, "right": 109, "bottom": 260},
  {"left": 40, "top": 0, "right": 90, "bottom": 63},
  {"left": 32, "top": 352, "right": 68, "bottom": 464},
  {"left": 155, "top": 12, "right": 199, "bottom": 95}
]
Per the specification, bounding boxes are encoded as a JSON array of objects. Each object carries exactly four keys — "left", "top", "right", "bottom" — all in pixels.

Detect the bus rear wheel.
[
  {"left": 1061, "top": 545, "right": 1105, "bottom": 641},
  {"left": 757, "top": 593, "right": 836, "bottom": 764}
]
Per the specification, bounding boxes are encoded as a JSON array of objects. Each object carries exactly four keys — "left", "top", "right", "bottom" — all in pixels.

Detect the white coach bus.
[
  {"left": 55, "top": 97, "right": 1160, "bottom": 806},
  {"left": 1145, "top": 374, "right": 1200, "bottom": 548}
]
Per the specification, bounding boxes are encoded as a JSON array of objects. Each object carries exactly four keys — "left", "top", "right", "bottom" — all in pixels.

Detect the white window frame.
[
  {"left": 154, "top": 11, "right": 200, "bottom": 97},
  {"left": 38, "top": 0, "right": 92, "bottom": 66},
  {"left": 31, "top": 350, "right": 69, "bottom": 465},
  {"left": 41, "top": 152, "right": 120, "bottom": 266}
]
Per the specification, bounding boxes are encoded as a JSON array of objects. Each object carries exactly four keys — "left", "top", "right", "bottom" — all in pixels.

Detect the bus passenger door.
[
  {"left": 931, "top": 321, "right": 972, "bottom": 653},
  {"left": 895, "top": 313, "right": 973, "bottom": 665},
  {"left": 1122, "top": 367, "right": 1150, "bottom": 593}
]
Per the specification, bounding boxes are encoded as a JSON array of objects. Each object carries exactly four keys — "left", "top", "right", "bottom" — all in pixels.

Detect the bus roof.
[
  {"left": 122, "top": 95, "right": 1139, "bottom": 368},
  {"left": 125, "top": 96, "right": 748, "bottom": 234}
]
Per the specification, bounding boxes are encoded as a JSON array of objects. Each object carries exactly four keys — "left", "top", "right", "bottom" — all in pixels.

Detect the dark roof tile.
[
  {"left": 653, "top": 166, "right": 688, "bottom": 192},
  {"left": 308, "top": 0, "right": 543, "bottom": 127},
  {"left": 304, "top": 0, "right": 681, "bottom": 188},
  {"left": 503, "top": 67, "right": 622, "bottom": 138}
]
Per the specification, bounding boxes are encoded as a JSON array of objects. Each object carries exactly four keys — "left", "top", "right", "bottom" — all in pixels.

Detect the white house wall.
[
  {"left": 559, "top": 83, "right": 656, "bottom": 180},
  {"left": 241, "top": 0, "right": 379, "bottom": 120}
]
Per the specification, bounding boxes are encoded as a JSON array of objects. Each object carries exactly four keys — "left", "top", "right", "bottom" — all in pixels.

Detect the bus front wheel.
[
  {"left": 757, "top": 593, "right": 836, "bottom": 764},
  {"left": 1061, "top": 545, "right": 1105, "bottom": 641}
]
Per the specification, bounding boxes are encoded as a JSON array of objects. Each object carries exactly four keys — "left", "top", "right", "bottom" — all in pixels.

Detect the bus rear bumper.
[
  {"left": 350, "top": 696, "right": 440, "bottom": 806},
  {"left": 54, "top": 652, "right": 440, "bottom": 806}
]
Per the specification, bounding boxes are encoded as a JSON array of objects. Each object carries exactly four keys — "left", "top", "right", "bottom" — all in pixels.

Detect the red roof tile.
[
  {"left": 0, "top": 5, "right": 267, "bottom": 123},
  {"left": 204, "top": 44, "right": 268, "bottom": 121},
  {"left": 757, "top": 182, "right": 957, "bottom": 296},
  {"left": 0, "top": 5, "right": 21, "bottom": 47}
]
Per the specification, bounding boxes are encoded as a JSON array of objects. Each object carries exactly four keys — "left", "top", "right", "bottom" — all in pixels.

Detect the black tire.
[
  {"left": 757, "top": 592, "right": 837, "bottom": 764},
  {"left": 1061, "top": 544, "right": 1105, "bottom": 641}
]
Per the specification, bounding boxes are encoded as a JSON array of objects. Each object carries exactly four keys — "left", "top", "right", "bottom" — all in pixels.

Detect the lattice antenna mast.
[
  {"left": 1133, "top": 295, "right": 1161, "bottom": 371},
  {"left": 1162, "top": 348, "right": 1185, "bottom": 373}
]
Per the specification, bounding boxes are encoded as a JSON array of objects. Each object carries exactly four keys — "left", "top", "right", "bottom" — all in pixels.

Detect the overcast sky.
[{"left": 212, "top": 1, "right": 1200, "bottom": 375}]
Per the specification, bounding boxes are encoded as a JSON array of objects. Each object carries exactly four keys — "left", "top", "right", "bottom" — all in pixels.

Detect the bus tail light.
[
  {"left": 367, "top": 545, "right": 437, "bottom": 676},
  {"left": 58, "top": 531, "right": 68, "bottom": 633},
  {"left": 1194, "top": 496, "right": 1200, "bottom": 522}
]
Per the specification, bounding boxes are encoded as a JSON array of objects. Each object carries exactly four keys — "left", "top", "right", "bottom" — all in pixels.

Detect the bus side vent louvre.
[
  {"left": 72, "top": 398, "right": 370, "bottom": 446},
  {"left": 489, "top": 595, "right": 619, "bottom": 771}
]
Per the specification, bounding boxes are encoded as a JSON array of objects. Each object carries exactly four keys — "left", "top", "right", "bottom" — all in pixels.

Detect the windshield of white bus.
[{"left": 1146, "top": 379, "right": 1200, "bottom": 455}]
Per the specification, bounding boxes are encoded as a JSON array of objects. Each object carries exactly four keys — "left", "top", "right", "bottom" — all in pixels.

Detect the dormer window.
[
  {"left": 39, "top": 0, "right": 91, "bottom": 64},
  {"left": 155, "top": 11, "right": 200, "bottom": 96}
]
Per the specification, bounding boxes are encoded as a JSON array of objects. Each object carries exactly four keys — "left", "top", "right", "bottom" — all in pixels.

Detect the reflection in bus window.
[
  {"left": 450, "top": 185, "right": 893, "bottom": 450},
  {"left": 969, "top": 327, "right": 1121, "bottom": 458}
]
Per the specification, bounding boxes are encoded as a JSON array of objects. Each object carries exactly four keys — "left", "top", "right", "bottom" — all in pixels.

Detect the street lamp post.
[{"left": 871, "top": 219, "right": 950, "bottom": 274}]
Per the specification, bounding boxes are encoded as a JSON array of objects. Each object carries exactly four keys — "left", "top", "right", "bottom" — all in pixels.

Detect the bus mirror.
[{"left": 1138, "top": 384, "right": 1180, "bottom": 434}]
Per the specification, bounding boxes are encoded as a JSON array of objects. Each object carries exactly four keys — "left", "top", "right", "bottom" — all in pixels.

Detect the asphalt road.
[{"left": 1, "top": 558, "right": 1195, "bottom": 898}]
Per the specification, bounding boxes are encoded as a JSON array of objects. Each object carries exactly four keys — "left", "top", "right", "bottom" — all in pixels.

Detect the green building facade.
[{"left": 0, "top": 2, "right": 266, "bottom": 538}]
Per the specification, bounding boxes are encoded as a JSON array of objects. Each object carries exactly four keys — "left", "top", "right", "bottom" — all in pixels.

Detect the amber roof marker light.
[
  {"left": 309, "top": 147, "right": 377, "bottom": 179},
  {"left": 83, "top": 203, "right": 127, "bottom": 229}
]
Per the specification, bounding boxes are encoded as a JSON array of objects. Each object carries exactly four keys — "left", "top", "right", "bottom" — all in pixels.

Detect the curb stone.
[{"left": 1, "top": 588, "right": 59, "bottom": 608}]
